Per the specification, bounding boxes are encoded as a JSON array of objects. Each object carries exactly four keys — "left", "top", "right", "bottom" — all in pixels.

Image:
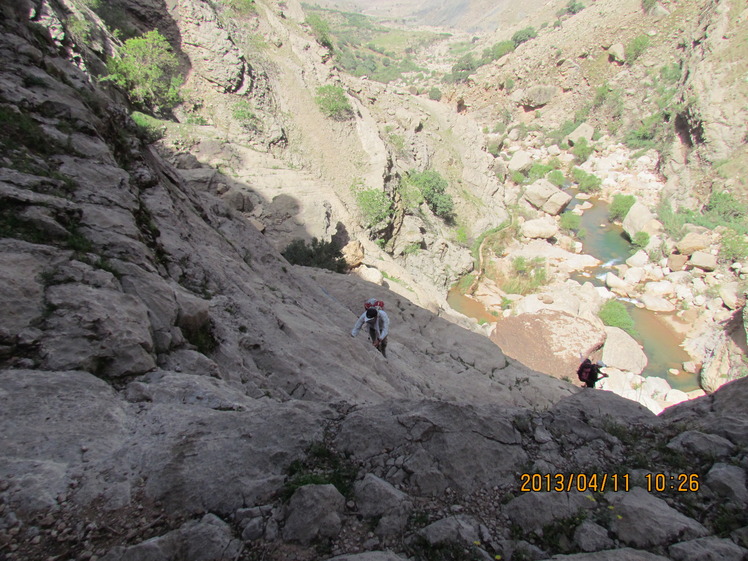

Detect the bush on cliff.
[{"left": 105, "top": 30, "right": 182, "bottom": 112}]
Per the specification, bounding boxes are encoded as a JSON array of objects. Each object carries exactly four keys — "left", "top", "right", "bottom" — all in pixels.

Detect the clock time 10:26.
[{"left": 645, "top": 473, "right": 700, "bottom": 492}]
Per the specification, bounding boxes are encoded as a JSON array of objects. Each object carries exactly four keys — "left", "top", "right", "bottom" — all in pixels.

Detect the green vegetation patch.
[
  {"left": 571, "top": 168, "right": 602, "bottom": 193},
  {"left": 314, "top": 85, "right": 354, "bottom": 120},
  {"left": 599, "top": 299, "right": 637, "bottom": 336},
  {"left": 401, "top": 170, "right": 454, "bottom": 219},
  {"left": 281, "top": 441, "right": 358, "bottom": 501},
  {"left": 502, "top": 256, "right": 548, "bottom": 295},
  {"left": 351, "top": 181, "right": 393, "bottom": 229},
  {"left": 609, "top": 194, "right": 636, "bottom": 222},
  {"left": 282, "top": 238, "right": 348, "bottom": 273},
  {"left": 105, "top": 30, "right": 182, "bottom": 112}
]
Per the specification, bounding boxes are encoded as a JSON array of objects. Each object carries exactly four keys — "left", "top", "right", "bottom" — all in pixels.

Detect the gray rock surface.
[
  {"left": 601, "top": 327, "right": 648, "bottom": 375},
  {"left": 668, "top": 536, "right": 748, "bottom": 561},
  {"left": 607, "top": 487, "right": 708, "bottom": 548},
  {"left": 524, "top": 179, "right": 573, "bottom": 215},
  {"left": 100, "top": 514, "right": 242, "bottom": 561},
  {"left": 283, "top": 484, "right": 346, "bottom": 545}
]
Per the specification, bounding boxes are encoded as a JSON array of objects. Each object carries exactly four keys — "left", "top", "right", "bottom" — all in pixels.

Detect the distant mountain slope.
[{"left": 305, "top": 0, "right": 549, "bottom": 31}]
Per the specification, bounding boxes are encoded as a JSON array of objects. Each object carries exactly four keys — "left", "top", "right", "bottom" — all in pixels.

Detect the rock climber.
[{"left": 351, "top": 299, "right": 389, "bottom": 357}]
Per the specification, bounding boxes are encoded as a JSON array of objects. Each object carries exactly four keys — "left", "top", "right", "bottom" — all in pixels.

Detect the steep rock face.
[{"left": 1, "top": 3, "right": 748, "bottom": 561}]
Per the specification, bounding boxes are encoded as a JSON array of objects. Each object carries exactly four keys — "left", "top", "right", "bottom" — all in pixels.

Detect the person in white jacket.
[{"left": 351, "top": 306, "right": 389, "bottom": 357}]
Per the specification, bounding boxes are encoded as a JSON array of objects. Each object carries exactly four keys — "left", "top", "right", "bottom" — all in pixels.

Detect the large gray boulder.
[
  {"left": 521, "top": 216, "right": 560, "bottom": 239},
  {"left": 521, "top": 85, "right": 559, "bottom": 108},
  {"left": 607, "top": 487, "right": 708, "bottom": 548},
  {"left": 491, "top": 309, "right": 606, "bottom": 380},
  {"left": 601, "top": 327, "right": 648, "bottom": 375},
  {"left": 504, "top": 491, "right": 597, "bottom": 534},
  {"left": 524, "top": 179, "right": 573, "bottom": 215},
  {"left": 622, "top": 201, "right": 663, "bottom": 240},
  {"left": 354, "top": 473, "right": 412, "bottom": 536},
  {"left": 689, "top": 251, "right": 718, "bottom": 271},
  {"left": 283, "top": 484, "right": 346, "bottom": 545}
]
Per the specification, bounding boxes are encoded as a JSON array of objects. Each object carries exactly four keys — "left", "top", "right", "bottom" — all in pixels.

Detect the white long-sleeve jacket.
[{"left": 351, "top": 309, "right": 389, "bottom": 340}]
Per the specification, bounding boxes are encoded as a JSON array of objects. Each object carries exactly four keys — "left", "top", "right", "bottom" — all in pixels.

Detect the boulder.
[
  {"left": 521, "top": 85, "right": 559, "bottom": 108},
  {"left": 601, "top": 327, "right": 648, "bottom": 375},
  {"left": 705, "top": 463, "right": 748, "bottom": 506},
  {"left": 640, "top": 294, "right": 676, "bottom": 312},
  {"left": 574, "top": 520, "right": 615, "bottom": 552},
  {"left": 622, "top": 202, "right": 663, "bottom": 240},
  {"left": 354, "top": 474, "right": 412, "bottom": 536},
  {"left": 504, "top": 491, "right": 597, "bottom": 534},
  {"left": 491, "top": 309, "right": 606, "bottom": 379},
  {"left": 668, "top": 253, "right": 689, "bottom": 271},
  {"left": 718, "top": 282, "right": 740, "bottom": 310},
  {"left": 283, "top": 484, "right": 346, "bottom": 545},
  {"left": 418, "top": 515, "right": 483, "bottom": 545},
  {"left": 342, "top": 240, "right": 364, "bottom": 268},
  {"left": 523, "top": 179, "right": 573, "bottom": 215},
  {"left": 689, "top": 251, "right": 718, "bottom": 271},
  {"left": 567, "top": 123, "right": 595, "bottom": 146},
  {"left": 676, "top": 232, "right": 711, "bottom": 255},
  {"left": 626, "top": 250, "right": 649, "bottom": 268},
  {"left": 667, "top": 430, "right": 735, "bottom": 458},
  {"left": 609, "top": 43, "right": 626, "bottom": 63},
  {"left": 521, "top": 216, "right": 559, "bottom": 239},
  {"left": 668, "top": 536, "right": 748, "bottom": 561},
  {"left": 100, "top": 514, "right": 242, "bottom": 561},
  {"left": 607, "top": 487, "right": 708, "bottom": 548},
  {"left": 508, "top": 150, "right": 533, "bottom": 173}
]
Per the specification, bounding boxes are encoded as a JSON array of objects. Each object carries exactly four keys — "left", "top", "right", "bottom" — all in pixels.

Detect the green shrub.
[
  {"left": 131, "top": 111, "right": 166, "bottom": 143},
  {"left": 572, "top": 137, "right": 593, "bottom": 163},
  {"left": 428, "top": 87, "right": 442, "bottom": 101},
  {"left": 599, "top": 299, "right": 637, "bottom": 336},
  {"left": 105, "top": 30, "right": 182, "bottom": 112},
  {"left": 315, "top": 85, "right": 354, "bottom": 121},
  {"left": 624, "top": 112, "right": 663, "bottom": 149},
  {"left": 306, "top": 14, "right": 333, "bottom": 50},
  {"left": 528, "top": 163, "right": 553, "bottom": 182},
  {"left": 625, "top": 35, "right": 650, "bottom": 65},
  {"left": 281, "top": 442, "right": 357, "bottom": 501},
  {"left": 224, "top": 0, "right": 255, "bottom": 15},
  {"left": 706, "top": 191, "right": 747, "bottom": 222},
  {"left": 482, "top": 40, "right": 515, "bottom": 63},
  {"left": 355, "top": 188, "right": 393, "bottom": 228},
  {"left": 232, "top": 100, "right": 260, "bottom": 131},
  {"left": 449, "top": 53, "right": 478, "bottom": 83},
  {"left": 487, "top": 140, "right": 500, "bottom": 157},
  {"left": 565, "top": 0, "right": 586, "bottom": 15},
  {"left": 719, "top": 229, "right": 748, "bottom": 263},
  {"left": 547, "top": 170, "right": 566, "bottom": 187},
  {"left": 642, "top": 0, "right": 657, "bottom": 13},
  {"left": 512, "top": 27, "right": 537, "bottom": 46},
  {"left": 281, "top": 238, "right": 347, "bottom": 272},
  {"left": 510, "top": 170, "right": 526, "bottom": 184},
  {"left": 503, "top": 257, "right": 548, "bottom": 294},
  {"left": 571, "top": 168, "right": 601, "bottom": 192},
  {"left": 609, "top": 194, "right": 636, "bottom": 221},
  {"left": 660, "top": 63, "right": 681, "bottom": 84},
  {"left": 403, "top": 170, "right": 454, "bottom": 219},
  {"left": 560, "top": 212, "right": 581, "bottom": 232},
  {"left": 632, "top": 231, "right": 650, "bottom": 250}
]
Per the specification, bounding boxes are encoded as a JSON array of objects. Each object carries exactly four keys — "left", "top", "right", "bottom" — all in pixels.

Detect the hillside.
[{"left": 1, "top": 0, "right": 748, "bottom": 560}]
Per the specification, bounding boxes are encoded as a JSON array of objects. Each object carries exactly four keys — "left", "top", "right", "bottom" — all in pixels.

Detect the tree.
[
  {"left": 105, "top": 30, "right": 182, "bottom": 112},
  {"left": 512, "top": 27, "right": 537, "bottom": 46},
  {"left": 404, "top": 170, "right": 454, "bottom": 219},
  {"left": 282, "top": 238, "right": 347, "bottom": 272}
]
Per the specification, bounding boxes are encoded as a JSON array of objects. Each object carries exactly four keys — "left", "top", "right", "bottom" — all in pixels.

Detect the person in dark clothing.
[{"left": 577, "top": 358, "right": 608, "bottom": 388}]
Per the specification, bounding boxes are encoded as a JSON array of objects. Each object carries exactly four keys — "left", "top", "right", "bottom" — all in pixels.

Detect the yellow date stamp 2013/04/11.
[{"left": 519, "top": 473, "right": 701, "bottom": 493}]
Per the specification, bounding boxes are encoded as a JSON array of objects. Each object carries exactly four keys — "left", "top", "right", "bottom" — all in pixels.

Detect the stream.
[{"left": 448, "top": 195, "right": 699, "bottom": 392}]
